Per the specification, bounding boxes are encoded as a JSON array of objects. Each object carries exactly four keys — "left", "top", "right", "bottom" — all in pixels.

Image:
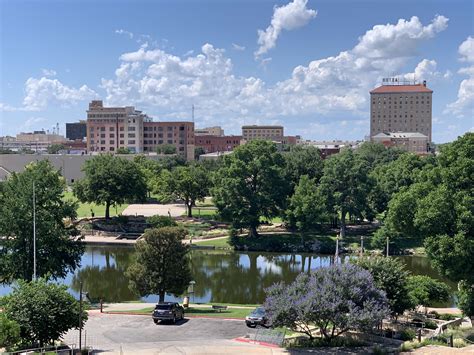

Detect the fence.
[{"left": 247, "top": 327, "right": 286, "bottom": 346}]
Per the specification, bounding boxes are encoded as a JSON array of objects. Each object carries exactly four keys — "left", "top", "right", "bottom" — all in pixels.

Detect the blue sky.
[{"left": 0, "top": 0, "right": 473, "bottom": 142}]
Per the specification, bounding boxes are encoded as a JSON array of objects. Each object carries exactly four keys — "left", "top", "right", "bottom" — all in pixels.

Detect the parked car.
[
  {"left": 152, "top": 302, "right": 185, "bottom": 324},
  {"left": 245, "top": 307, "right": 270, "bottom": 328}
]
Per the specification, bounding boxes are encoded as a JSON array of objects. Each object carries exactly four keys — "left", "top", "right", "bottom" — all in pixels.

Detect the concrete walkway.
[{"left": 122, "top": 203, "right": 186, "bottom": 217}]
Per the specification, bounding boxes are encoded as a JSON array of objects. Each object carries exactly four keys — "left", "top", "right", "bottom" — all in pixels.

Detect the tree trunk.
[
  {"left": 105, "top": 200, "right": 110, "bottom": 220},
  {"left": 249, "top": 225, "right": 259, "bottom": 238},
  {"left": 159, "top": 291, "right": 165, "bottom": 303},
  {"left": 187, "top": 203, "right": 193, "bottom": 217},
  {"left": 340, "top": 210, "right": 346, "bottom": 238}
]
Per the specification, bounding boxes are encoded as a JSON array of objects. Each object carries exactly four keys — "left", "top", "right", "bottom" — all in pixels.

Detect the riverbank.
[{"left": 82, "top": 233, "right": 425, "bottom": 256}]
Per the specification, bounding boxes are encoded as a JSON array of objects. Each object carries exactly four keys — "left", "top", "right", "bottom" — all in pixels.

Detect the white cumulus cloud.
[
  {"left": 446, "top": 37, "right": 474, "bottom": 117},
  {"left": 22, "top": 77, "right": 98, "bottom": 111},
  {"left": 255, "top": 0, "right": 317, "bottom": 58},
  {"left": 115, "top": 29, "right": 134, "bottom": 39}
]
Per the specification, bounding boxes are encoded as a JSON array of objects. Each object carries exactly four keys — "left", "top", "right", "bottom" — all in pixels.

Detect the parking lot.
[{"left": 63, "top": 312, "right": 285, "bottom": 354}]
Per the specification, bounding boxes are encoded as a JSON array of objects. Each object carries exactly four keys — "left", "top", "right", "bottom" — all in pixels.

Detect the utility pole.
[
  {"left": 79, "top": 281, "right": 83, "bottom": 351},
  {"left": 33, "top": 182, "right": 37, "bottom": 281}
]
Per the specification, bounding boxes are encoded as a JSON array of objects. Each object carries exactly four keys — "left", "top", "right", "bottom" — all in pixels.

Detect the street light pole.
[
  {"left": 79, "top": 281, "right": 83, "bottom": 352},
  {"left": 33, "top": 182, "right": 37, "bottom": 281}
]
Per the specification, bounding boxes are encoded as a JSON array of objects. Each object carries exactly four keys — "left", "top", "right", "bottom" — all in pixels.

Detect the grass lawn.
[
  {"left": 63, "top": 191, "right": 128, "bottom": 218},
  {"left": 193, "top": 237, "right": 231, "bottom": 249},
  {"left": 112, "top": 305, "right": 256, "bottom": 319}
]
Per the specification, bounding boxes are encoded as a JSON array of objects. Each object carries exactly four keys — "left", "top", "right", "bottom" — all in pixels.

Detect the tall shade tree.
[
  {"left": 355, "top": 142, "right": 404, "bottom": 170},
  {"left": 264, "top": 264, "right": 389, "bottom": 341},
  {"left": 212, "top": 140, "right": 289, "bottom": 237},
  {"left": 283, "top": 145, "right": 323, "bottom": 190},
  {"left": 0, "top": 313, "right": 20, "bottom": 351},
  {"left": 318, "top": 149, "right": 373, "bottom": 237},
  {"left": 285, "top": 175, "right": 328, "bottom": 232},
  {"left": 406, "top": 275, "right": 451, "bottom": 310},
  {"left": 126, "top": 227, "right": 192, "bottom": 302},
  {"left": 354, "top": 257, "right": 413, "bottom": 317},
  {"left": 0, "top": 279, "right": 87, "bottom": 348},
  {"left": 73, "top": 154, "right": 147, "bottom": 219},
  {"left": 157, "top": 165, "right": 211, "bottom": 217},
  {"left": 0, "top": 160, "right": 84, "bottom": 283}
]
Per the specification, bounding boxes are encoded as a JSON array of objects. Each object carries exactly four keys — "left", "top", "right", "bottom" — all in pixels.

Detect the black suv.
[
  {"left": 245, "top": 307, "right": 270, "bottom": 328},
  {"left": 152, "top": 302, "right": 185, "bottom": 324}
]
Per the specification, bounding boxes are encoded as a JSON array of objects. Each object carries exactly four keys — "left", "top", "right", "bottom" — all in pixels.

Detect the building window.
[
  {"left": 120, "top": 140, "right": 124, "bottom": 144},
  {"left": 129, "top": 126, "right": 136, "bottom": 131},
  {"left": 167, "top": 127, "right": 173, "bottom": 131},
  {"left": 128, "top": 133, "right": 135, "bottom": 138},
  {"left": 120, "top": 127, "right": 124, "bottom": 131},
  {"left": 110, "top": 127, "right": 115, "bottom": 131},
  {"left": 101, "top": 140, "right": 105, "bottom": 144},
  {"left": 110, "top": 140, "right": 114, "bottom": 145},
  {"left": 167, "top": 140, "right": 173, "bottom": 144},
  {"left": 128, "top": 140, "right": 135, "bottom": 144}
]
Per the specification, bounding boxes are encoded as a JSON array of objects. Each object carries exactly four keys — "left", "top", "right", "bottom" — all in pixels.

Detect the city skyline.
[{"left": 1, "top": 0, "right": 473, "bottom": 143}]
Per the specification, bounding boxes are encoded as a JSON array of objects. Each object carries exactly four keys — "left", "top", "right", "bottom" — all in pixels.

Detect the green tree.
[
  {"left": 116, "top": 147, "right": 131, "bottom": 154},
  {"left": 156, "top": 144, "right": 177, "bottom": 155},
  {"left": 285, "top": 175, "right": 327, "bottom": 232},
  {"left": 73, "top": 154, "right": 147, "bottom": 219},
  {"left": 194, "top": 146, "right": 206, "bottom": 160},
  {"left": 212, "top": 140, "right": 289, "bottom": 237},
  {"left": 158, "top": 165, "right": 211, "bottom": 217},
  {"left": 369, "top": 153, "right": 427, "bottom": 214},
  {"left": 0, "top": 160, "right": 84, "bottom": 283},
  {"left": 407, "top": 275, "right": 451, "bottom": 310},
  {"left": 283, "top": 145, "right": 323, "bottom": 190},
  {"left": 355, "top": 142, "right": 404, "bottom": 170},
  {"left": 46, "top": 143, "right": 65, "bottom": 154},
  {"left": 133, "top": 155, "right": 162, "bottom": 197},
  {"left": 126, "top": 227, "right": 192, "bottom": 302},
  {"left": 1, "top": 279, "right": 87, "bottom": 348},
  {"left": 354, "top": 257, "right": 413, "bottom": 316},
  {"left": 457, "top": 281, "right": 474, "bottom": 318},
  {"left": 0, "top": 313, "right": 20, "bottom": 351},
  {"left": 319, "top": 149, "right": 372, "bottom": 237}
]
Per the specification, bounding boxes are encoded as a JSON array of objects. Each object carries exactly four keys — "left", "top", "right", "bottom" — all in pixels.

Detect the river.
[{"left": 0, "top": 246, "right": 457, "bottom": 306}]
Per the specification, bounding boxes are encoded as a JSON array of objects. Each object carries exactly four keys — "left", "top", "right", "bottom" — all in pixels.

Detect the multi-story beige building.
[
  {"left": 242, "top": 125, "right": 284, "bottom": 142},
  {"left": 86, "top": 101, "right": 195, "bottom": 160},
  {"left": 372, "top": 132, "right": 429, "bottom": 154},
  {"left": 370, "top": 81, "right": 432, "bottom": 142},
  {"left": 87, "top": 100, "right": 150, "bottom": 153},
  {"left": 195, "top": 126, "right": 224, "bottom": 136}
]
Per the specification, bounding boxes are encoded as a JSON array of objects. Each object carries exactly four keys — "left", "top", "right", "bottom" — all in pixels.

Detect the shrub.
[
  {"left": 438, "top": 313, "right": 457, "bottom": 321},
  {"left": 147, "top": 215, "right": 177, "bottom": 229},
  {"left": 115, "top": 214, "right": 129, "bottom": 225},
  {"left": 399, "top": 328, "right": 416, "bottom": 341},
  {"left": 424, "top": 319, "right": 438, "bottom": 329},
  {"left": 453, "top": 338, "right": 467, "bottom": 348}
]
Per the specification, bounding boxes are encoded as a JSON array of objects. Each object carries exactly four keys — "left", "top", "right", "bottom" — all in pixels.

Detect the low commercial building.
[
  {"left": 305, "top": 140, "right": 361, "bottom": 158},
  {"left": 1, "top": 131, "right": 67, "bottom": 152},
  {"left": 195, "top": 135, "right": 242, "bottom": 153},
  {"left": 195, "top": 126, "right": 224, "bottom": 136},
  {"left": 372, "top": 132, "right": 429, "bottom": 154},
  {"left": 242, "top": 125, "right": 284, "bottom": 142},
  {"left": 198, "top": 151, "right": 233, "bottom": 160}
]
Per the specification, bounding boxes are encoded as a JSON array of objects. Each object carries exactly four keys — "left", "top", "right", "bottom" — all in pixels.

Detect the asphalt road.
[{"left": 63, "top": 312, "right": 282, "bottom": 354}]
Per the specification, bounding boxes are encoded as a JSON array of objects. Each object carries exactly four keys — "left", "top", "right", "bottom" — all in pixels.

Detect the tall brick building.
[{"left": 370, "top": 81, "right": 432, "bottom": 142}]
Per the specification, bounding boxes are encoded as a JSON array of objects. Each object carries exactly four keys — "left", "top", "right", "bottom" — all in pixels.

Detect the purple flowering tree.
[{"left": 264, "top": 264, "right": 390, "bottom": 341}]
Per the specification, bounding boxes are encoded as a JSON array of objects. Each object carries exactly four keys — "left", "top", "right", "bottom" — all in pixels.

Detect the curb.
[{"left": 233, "top": 337, "right": 281, "bottom": 348}]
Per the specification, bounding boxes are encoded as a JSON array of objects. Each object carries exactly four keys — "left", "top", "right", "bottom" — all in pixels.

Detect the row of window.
[{"left": 144, "top": 126, "right": 186, "bottom": 132}]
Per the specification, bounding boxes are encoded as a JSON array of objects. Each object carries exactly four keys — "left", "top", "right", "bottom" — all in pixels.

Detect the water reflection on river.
[{"left": 62, "top": 246, "right": 456, "bottom": 306}]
